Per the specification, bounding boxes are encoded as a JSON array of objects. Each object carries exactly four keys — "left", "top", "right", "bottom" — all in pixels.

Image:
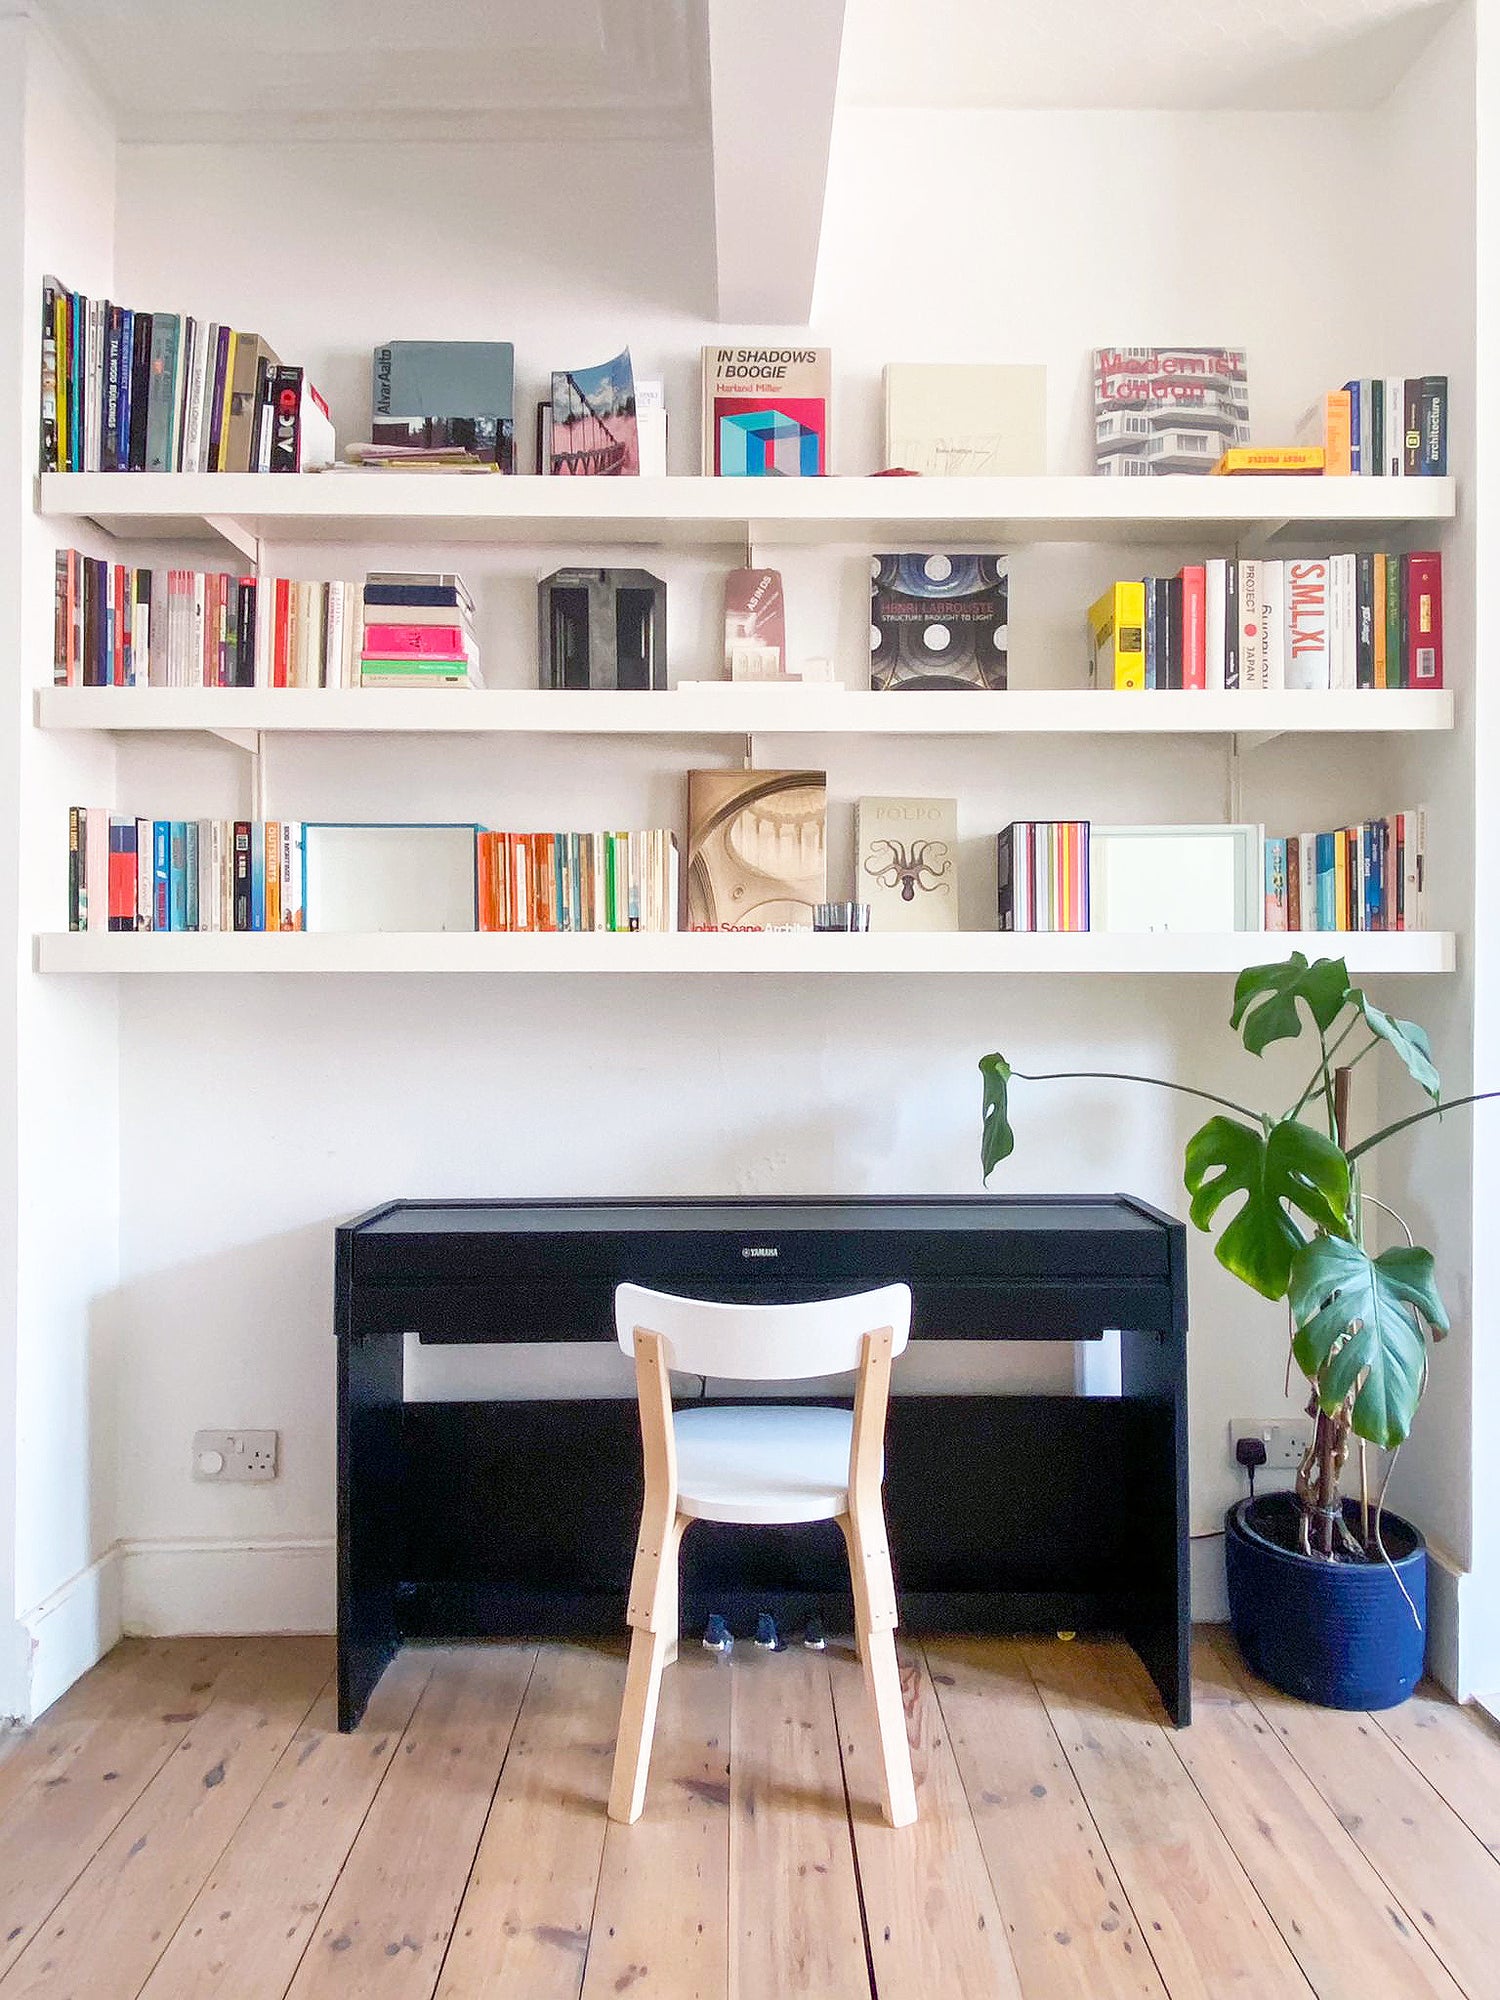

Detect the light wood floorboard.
[{"left": 4, "top": 1632, "right": 1500, "bottom": 1999}]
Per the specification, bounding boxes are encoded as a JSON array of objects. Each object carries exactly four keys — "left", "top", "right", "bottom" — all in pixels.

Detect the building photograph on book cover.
[
  {"left": 1093, "top": 347, "right": 1249, "bottom": 475},
  {"left": 550, "top": 349, "right": 638, "bottom": 475},
  {"left": 686, "top": 769, "right": 827, "bottom": 929}
]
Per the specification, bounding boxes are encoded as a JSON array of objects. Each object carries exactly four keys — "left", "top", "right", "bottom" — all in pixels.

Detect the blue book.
[
  {"left": 184, "top": 820, "right": 200, "bottom": 931},
  {"left": 1142, "top": 576, "right": 1157, "bottom": 690},
  {"left": 168, "top": 821, "right": 187, "bottom": 931},
  {"left": 1315, "top": 832, "right": 1335, "bottom": 930},
  {"left": 116, "top": 309, "right": 134, "bottom": 471},
  {"left": 251, "top": 823, "right": 266, "bottom": 932},
  {"left": 152, "top": 821, "right": 170, "bottom": 931},
  {"left": 1342, "top": 379, "right": 1362, "bottom": 475},
  {"left": 1366, "top": 823, "right": 1383, "bottom": 931}
]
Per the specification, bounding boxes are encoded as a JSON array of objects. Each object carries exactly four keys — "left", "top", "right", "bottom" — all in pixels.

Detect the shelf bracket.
[
  {"left": 203, "top": 515, "right": 261, "bottom": 568},
  {"left": 1234, "top": 728, "right": 1282, "bottom": 753},
  {"left": 207, "top": 727, "right": 261, "bottom": 753}
]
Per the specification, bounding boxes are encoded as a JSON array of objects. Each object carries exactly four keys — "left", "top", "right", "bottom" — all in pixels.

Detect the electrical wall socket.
[
  {"left": 193, "top": 1429, "right": 278, "bottom": 1482},
  {"left": 1229, "top": 1417, "right": 1314, "bottom": 1471}
]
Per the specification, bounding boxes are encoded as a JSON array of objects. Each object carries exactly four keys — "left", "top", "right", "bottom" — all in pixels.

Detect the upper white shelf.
[
  {"left": 35, "top": 472, "right": 1458, "bottom": 550},
  {"left": 34, "top": 685, "right": 1456, "bottom": 739}
]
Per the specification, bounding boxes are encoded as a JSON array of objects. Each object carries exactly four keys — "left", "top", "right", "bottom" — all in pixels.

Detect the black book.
[
  {"left": 233, "top": 822, "right": 252, "bottom": 931},
  {"left": 1164, "top": 575, "right": 1183, "bottom": 690},
  {"left": 362, "top": 581, "right": 468, "bottom": 609},
  {"left": 127, "top": 311, "right": 152, "bottom": 470},
  {"left": 1141, "top": 577, "right": 1156, "bottom": 689},
  {"left": 1421, "top": 376, "right": 1448, "bottom": 476},
  {"left": 266, "top": 364, "right": 303, "bottom": 473},
  {"left": 40, "top": 276, "right": 61, "bottom": 473},
  {"left": 236, "top": 577, "right": 258, "bottom": 686},
  {"left": 1224, "top": 561, "right": 1241, "bottom": 689},
  {"left": 996, "top": 825, "right": 1016, "bottom": 932},
  {"left": 134, "top": 569, "right": 151, "bottom": 686},
  {"left": 102, "top": 303, "right": 123, "bottom": 472},
  {"left": 1403, "top": 378, "right": 1423, "bottom": 476},
  {"left": 1355, "top": 553, "right": 1374, "bottom": 688}
]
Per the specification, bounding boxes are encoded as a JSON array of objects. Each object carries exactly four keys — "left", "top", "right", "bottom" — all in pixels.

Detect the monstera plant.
[{"left": 981, "top": 955, "right": 1493, "bottom": 1563}]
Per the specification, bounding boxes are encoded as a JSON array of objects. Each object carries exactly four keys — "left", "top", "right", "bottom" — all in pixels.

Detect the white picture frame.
[{"left": 1089, "top": 824, "right": 1264, "bottom": 933}]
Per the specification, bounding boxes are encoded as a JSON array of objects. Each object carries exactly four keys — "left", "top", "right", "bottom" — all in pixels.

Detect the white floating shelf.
[
  {"left": 35, "top": 930, "right": 1456, "bottom": 976},
  {"left": 36, "top": 472, "right": 1457, "bottom": 550},
  {"left": 33, "top": 686, "right": 1456, "bottom": 739}
]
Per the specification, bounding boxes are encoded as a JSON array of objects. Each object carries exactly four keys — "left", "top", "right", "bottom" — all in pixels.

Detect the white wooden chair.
[{"left": 608, "top": 1280, "right": 917, "bottom": 1828}]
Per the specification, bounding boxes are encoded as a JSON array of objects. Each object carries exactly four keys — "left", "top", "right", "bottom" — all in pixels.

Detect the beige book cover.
[
  {"left": 686, "top": 769, "right": 826, "bottom": 929},
  {"left": 856, "top": 797, "right": 959, "bottom": 931},
  {"left": 883, "top": 363, "right": 1045, "bottom": 475}
]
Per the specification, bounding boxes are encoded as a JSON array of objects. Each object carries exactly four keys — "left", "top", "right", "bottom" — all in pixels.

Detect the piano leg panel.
[
  {"left": 337, "top": 1289, "right": 406, "bottom": 1731},
  {"left": 1118, "top": 1325, "right": 1191, "bottom": 1727}
]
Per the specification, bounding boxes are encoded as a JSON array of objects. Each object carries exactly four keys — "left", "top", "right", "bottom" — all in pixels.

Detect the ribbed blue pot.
[{"left": 1225, "top": 1493, "right": 1426, "bottom": 1710}]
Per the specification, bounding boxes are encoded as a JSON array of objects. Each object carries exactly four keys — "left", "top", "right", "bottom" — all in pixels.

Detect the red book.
[
  {"left": 1179, "top": 564, "right": 1207, "bottom": 688},
  {"left": 1404, "top": 552, "right": 1443, "bottom": 688},
  {"left": 273, "top": 578, "right": 290, "bottom": 688},
  {"left": 362, "top": 621, "right": 467, "bottom": 657},
  {"left": 108, "top": 818, "right": 133, "bottom": 929},
  {"left": 112, "top": 562, "right": 125, "bottom": 685}
]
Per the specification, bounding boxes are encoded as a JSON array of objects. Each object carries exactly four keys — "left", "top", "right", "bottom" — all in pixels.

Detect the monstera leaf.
[
  {"left": 1184, "top": 1115, "right": 1351, "bottom": 1299},
  {"left": 979, "top": 1054, "right": 1014, "bottom": 1176},
  {"left": 1231, "top": 954, "right": 1352, "bottom": 1056},
  {"left": 1289, "top": 1235, "right": 1449, "bottom": 1449},
  {"left": 1348, "top": 989, "right": 1441, "bottom": 1101}
]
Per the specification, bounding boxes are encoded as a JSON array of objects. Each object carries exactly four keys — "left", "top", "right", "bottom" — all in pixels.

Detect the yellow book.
[
  {"left": 216, "top": 331, "right": 238, "bottom": 471},
  {"left": 1087, "top": 582, "right": 1147, "bottom": 690},
  {"left": 1212, "top": 446, "right": 1325, "bottom": 476},
  {"left": 1333, "top": 830, "right": 1348, "bottom": 931},
  {"left": 1373, "top": 552, "right": 1388, "bottom": 688}
]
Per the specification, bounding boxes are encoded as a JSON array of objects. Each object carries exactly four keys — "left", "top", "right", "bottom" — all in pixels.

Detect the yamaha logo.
[{"left": 741, "top": 1245, "right": 779, "bottom": 1258}]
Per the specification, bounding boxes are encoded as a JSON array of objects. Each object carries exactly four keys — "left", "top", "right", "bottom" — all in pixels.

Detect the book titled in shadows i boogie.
[{"left": 702, "top": 346, "right": 830, "bottom": 476}]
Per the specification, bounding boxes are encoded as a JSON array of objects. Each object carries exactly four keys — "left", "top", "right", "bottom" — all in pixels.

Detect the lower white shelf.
[{"left": 34, "top": 930, "right": 1457, "bottom": 975}]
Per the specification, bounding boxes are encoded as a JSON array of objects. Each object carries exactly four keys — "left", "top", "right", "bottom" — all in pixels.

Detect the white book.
[
  {"left": 1385, "top": 379, "right": 1404, "bottom": 476},
  {"left": 1238, "top": 561, "right": 1265, "bottom": 689},
  {"left": 1410, "top": 805, "right": 1427, "bottom": 927},
  {"left": 1259, "top": 560, "right": 1285, "bottom": 689},
  {"left": 856, "top": 797, "right": 960, "bottom": 932},
  {"left": 84, "top": 807, "right": 110, "bottom": 932},
  {"left": 196, "top": 325, "right": 220, "bottom": 475},
  {"left": 135, "top": 817, "right": 152, "bottom": 930},
  {"left": 182, "top": 321, "right": 208, "bottom": 474},
  {"left": 191, "top": 572, "right": 206, "bottom": 688},
  {"left": 1299, "top": 835, "right": 1317, "bottom": 930},
  {"left": 254, "top": 576, "right": 273, "bottom": 688},
  {"left": 1334, "top": 553, "right": 1358, "bottom": 689},
  {"left": 1284, "top": 557, "right": 1331, "bottom": 689},
  {"left": 636, "top": 379, "right": 668, "bottom": 478},
  {"left": 133, "top": 578, "right": 149, "bottom": 686},
  {"left": 1204, "top": 559, "right": 1228, "bottom": 692}
]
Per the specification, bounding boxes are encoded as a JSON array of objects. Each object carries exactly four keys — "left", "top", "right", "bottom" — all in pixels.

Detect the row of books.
[
  {"left": 69, "top": 814, "right": 306, "bottom": 932},
  {"left": 1265, "top": 813, "right": 1427, "bottom": 933},
  {"left": 39, "top": 279, "right": 333, "bottom": 474},
  {"left": 477, "top": 831, "right": 680, "bottom": 932},
  {"left": 1299, "top": 380, "right": 1448, "bottom": 477},
  {"left": 54, "top": 554, "right": 363, "bottom": 688},
  {"left": 996, "top": 822, "right": 1091, "bottom": 933},
  {"left": 1087, "top": 551, "right": 1443, "bottom": 692}
]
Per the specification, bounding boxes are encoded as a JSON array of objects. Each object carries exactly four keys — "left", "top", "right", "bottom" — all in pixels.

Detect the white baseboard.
[
  {"left": 119, "top": 1536, "right": 335, "bottom": 1636},
  {"left": 19, "top": 1548, "right": 124, "bottom": 1720},
  {"left": 1423, "top": 1540, "right": 1463, "bottom": 1696},
  {"left": 1190, "top": 1531, "right": 1229, "bottom": 1623}
]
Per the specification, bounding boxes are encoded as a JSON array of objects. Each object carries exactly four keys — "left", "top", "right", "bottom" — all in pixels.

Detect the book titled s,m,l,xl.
[{"left": 1284, "top": 557, "right": 1331, "bottom": 689}]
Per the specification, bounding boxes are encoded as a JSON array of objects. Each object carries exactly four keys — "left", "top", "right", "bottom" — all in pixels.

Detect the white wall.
[{"left": 98, "top": 102, "right": 1451, "bottom": 1633}]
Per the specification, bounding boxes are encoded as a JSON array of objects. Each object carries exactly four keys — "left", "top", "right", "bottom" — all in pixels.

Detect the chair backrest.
[{"left": 614, "top": 1281, "right": 912, "bottom": 1382}]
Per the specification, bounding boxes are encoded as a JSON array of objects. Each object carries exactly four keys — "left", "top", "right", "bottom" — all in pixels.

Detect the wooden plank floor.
[{"left": 3, "top": 1632, "right": 1500, "bottom": 1999}]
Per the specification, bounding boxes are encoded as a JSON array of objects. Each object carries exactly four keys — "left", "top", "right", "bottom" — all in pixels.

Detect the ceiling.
[
  {"left": 839, "top": 0, "right": 1457, "bottom": 111},
  {"left": 37, "top": 0, "right": 709, "bottom": 143}
]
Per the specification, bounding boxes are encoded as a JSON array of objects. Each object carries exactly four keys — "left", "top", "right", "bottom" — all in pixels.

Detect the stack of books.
[
  {"left": 1087, "top": 551, "right": 1442, "bottom": 691},
  {"left": 39, "top": 277, "right": 333, "bottom": 473},
  {"left": 52, "top": 552, "right": 360, "bottom": 687},
  {"left": 477, "top": 830, "right": 679, "bottom": 932},
  {"left": 1265, "top": 812, "right": 1427, "bottom": 932},
  {"left": 360, "top": 573, "right": 481, "bottom": 687},
  {"left": 1299, "top": 379, "right": 1448, "bottom": 476},
  {"left": 68, "top": 812, "right": 305, "bottom": 931},
  {"left": 996, "top": 822, "right": 1091, "bottom": 932}
]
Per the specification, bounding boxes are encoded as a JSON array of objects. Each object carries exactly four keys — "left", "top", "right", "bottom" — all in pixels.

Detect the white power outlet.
[
  {"left": 1229, "top": 1417, "right": 1314, "bottom": 1471},
  {"left": 193, "top": 1429, "right": 279, "bottom": 1482}
]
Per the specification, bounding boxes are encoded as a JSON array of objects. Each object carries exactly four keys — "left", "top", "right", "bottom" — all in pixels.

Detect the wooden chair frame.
[{"left": 608, "top": 1319, "right": 917, "bottom": 1829}]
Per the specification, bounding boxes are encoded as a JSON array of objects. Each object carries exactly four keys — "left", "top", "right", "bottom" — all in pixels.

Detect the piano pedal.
[
  {"left": 754, "top": 1611, "right": 783, "bottom": 1652},
  {"left": 802, "top": 1616, "right": 827, "bottom": 1652},
  {"left": 702, "top": 1613, "right": 734, "bottom": 1655}
]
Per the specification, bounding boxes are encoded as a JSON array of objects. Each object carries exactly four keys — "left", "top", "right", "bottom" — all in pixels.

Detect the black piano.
[{"left": 336, "top": 1194, "right": 1190, "bottom": 1730}]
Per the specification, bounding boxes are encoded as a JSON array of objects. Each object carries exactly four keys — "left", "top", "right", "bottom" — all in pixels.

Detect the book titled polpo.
[{"left": 856, "top": 797, "right": 958, "bottom": 932}]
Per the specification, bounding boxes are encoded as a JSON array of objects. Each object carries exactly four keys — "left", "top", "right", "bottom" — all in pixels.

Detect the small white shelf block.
[
  {"left": 32, "top": 686, "right": 1456, "bottom": 739},
  {"left": 34, "top": 930, "right": 1457, "bottom": 975},
  {"left": 35, "top": 471, "right": 1458, "bottom": 550}
]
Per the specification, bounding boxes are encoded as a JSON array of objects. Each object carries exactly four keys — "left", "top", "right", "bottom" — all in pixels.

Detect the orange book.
[
  {"left": 265, "top": 820, "right": 281, "bottom": 932},
  {"left": 1212, "top": 446, "right": 1326, "bottom": 476},
  {"left": 1297, "top": 392, "right": 1352, "bottom": 476}
]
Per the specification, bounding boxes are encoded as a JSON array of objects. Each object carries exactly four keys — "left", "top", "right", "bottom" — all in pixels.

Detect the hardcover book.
[
  {"left": 870, "top": 554, "right": 1008, "bottom": 691},
  {"left": 1092, "top": 347, "right": 1249, "bottom": 476},
  {"left": 724, "top": 568, "right": 787, "bottom": 680},
  {"left": 856, "top": 797, "right": 958, "bottom": 932},
  {"left": 685, "top": 769, "right": 826, "bottom": 929},
  {"left": 550, "top": 350, "right": 638, "bottom": 475},
  {"left": 882, "top": 363, "right": 1045, "bottom": 475},
  {"left": 372, "top": 340, "right": 515, "bottom": 471},
  {"left": 702, "top": 346, "right": 830, "bottom": 477}
]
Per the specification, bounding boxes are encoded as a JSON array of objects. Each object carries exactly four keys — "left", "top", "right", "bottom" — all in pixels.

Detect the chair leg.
[
  {"left": 609, "top": 1623, "right": 673, "bottom": 1823},
  {"left": 842, "top": 1508, "right": 917, "bottom": 1829}
]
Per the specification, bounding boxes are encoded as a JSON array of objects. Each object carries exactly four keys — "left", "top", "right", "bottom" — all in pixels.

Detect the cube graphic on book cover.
[
  {"left": 703, "top": 347, "right": 830, "bottom": 476},
  {"left": 870, "top": 554, "right": 1008, "bottom": 690},
  {"left": 1092, "top": 348, "right": 1249, "bottom": 476},
  {"left": 686, "top": 770, "right": 826, "bottom": 929},
  {"left": 856, "top": 797, "right": 958, "bottom": 931},
  {"left": 719, "top": 405, "right": 821, "bottom": 477}
]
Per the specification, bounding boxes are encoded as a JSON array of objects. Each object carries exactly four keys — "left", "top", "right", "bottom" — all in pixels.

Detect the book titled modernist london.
[
  {"left": 1093, "top": 347, "right": 1249, "bottom": 475},
  {"left": 702, "top": 347, "right": 830, "bottom": 476}
]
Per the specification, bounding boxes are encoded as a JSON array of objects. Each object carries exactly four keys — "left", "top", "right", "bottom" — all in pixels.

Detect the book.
[
  {"left": 1406, "top": 552, "right": 1444, "bottom": 687},
  {"left": 1284, "top": 557, "right": 1332, "bottom": 689},
  {"left": 261, "top": 365, "right": 336, "bottom": 472},
  {"left": 1264, "top": 809, "right": 1428, "bottom": 931},
  {"left": 1258, "top": 560, "right": 1285, "bottom": 690},
  {"left": 1212, "top": 446, "right": 1324, "bottom": 475},
  {"left": 685, "top": 769, "right": 826, "bottom": 928},
  {"left": 550, "top": 349, "right": 637, "bottom": 475},
  {"left": 1180, "top": 565, "right": 1207, "bottom": 690},
  {"left": 1087, "top": 583, "right": 1147, "bottom": 691},
  {"left": 1092, "top": 347, "right": 1248, "bottom": 475},
  {"left": 855, "top": 797, "right": 959, "bottom": 932},
  {"left": 1295, "top": 390, "right": 1353, "bottom": 476},
  {"left": 881, "top": 363, "right": 1045, "bottom": 475},
  {"left": 1420, "top": 376, "right": 1448, "bottom": 475},
  {"left": 702, "top": 346, "right": 830, "bottom": 477},
  {"left": 870, "top": 554, "right": 1008, "bottom": 691},
  {"left": 724, "top": 568, "right": 787, "bottom": 681},
  {"left": 1205, "top": 560, "right": 1228, "bottom": 691},
  {"left": 635, "top": 378, "right": 668, "bottom": 478},
  {"left": 997, "top": 822, "right": 1090, "bottom": 932},
  {"left": 371, "top": 339, "right": 515, "bottom": 471},
  {"left": 1238, "top": 562, "right": 1265, "bottom": 688}
]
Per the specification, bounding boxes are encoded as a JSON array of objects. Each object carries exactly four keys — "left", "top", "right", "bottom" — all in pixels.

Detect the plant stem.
[
  {"left": 1288, "top": 1016, "right": 1365, "bottom": 1122},
  {"left": 1007, "top": 1068, "right": 1261, "bottom": 1122},
  {"left": 1347, "top": 1089, "right": 1500, "bottom": 1163}
]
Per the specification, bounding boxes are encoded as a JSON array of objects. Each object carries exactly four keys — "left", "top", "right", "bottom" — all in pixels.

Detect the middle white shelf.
[{"left": 34, "top": 686, "right": 1456, "bottom": 739}]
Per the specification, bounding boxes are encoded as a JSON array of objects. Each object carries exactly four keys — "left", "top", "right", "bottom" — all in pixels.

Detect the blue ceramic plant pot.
[{"left": 1225, "top": 1492, "right": 1427, "bottom": 1710}]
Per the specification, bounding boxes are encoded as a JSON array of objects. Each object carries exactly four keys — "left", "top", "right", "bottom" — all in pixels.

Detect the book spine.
[
  {"left": 1259, "top": 560, "right": 1285, "bottom": 690},
  {"left": 268, "top": 366, "right": 302, "bottom": 472},
  {"left": 40, "top": 278, "right": 60, "bottom": 472},
  {"left": 1142, "top": 577, "right": 1156, "bottom": 691},
  {"left": 1342, "top": 380, "right": 1362, "bottom": 474},
  {"left": 116, "top": 308, "right": 134, "bottom": 472},
  {"left": 1421, "top": 376, "right": 1448, "bottom": 475},
  {"left": 1180, "top": 566, "right": 1206, "bottom": 690},
  {"left": 1204, "top": 559, "right": 1226, "bottom": 691},
  {"left": 232, "top": 821, "right": 251, "bottom": 930},
  {"left": 1385, "top": 378, "right": 1404, "bottom": 475},
  {"left": 1164, "top": 575, "right": 1183, "bottom": 690},
  {"left": 1223, "top": 560, "right": 1240, "bottom": 689},
  {"left": 1355, "top": 553, "right": 1375, "bottom": 689},
  {"left": 1403, "top": 377, "right": 1422, "bottom": 476},
  {"left": 1238, "top": 562, "right": 1263, "bottom": 689},
  {"left": 101, "top": 304, "right": 122, "bottom": 472},
  {"left": 1405, "top": 552, "right": 1444, "bottom": 687}
]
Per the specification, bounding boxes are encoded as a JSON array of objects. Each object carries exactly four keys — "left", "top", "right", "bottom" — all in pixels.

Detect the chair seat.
[{"left": 673, "top": 1404, "right": 854, "bottom": 1524}]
